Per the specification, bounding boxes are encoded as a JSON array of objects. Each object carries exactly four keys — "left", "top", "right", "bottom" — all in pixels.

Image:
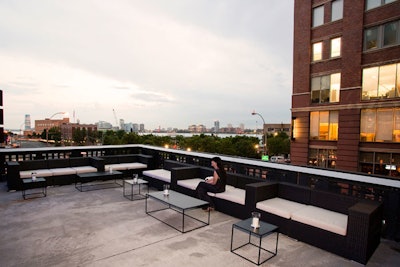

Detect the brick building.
[
  {"left": 35, "top": 117, "right": 70, "bottom": 134},
  {"left": 291, "top": 0, "right": 400, "bottom": 177}
]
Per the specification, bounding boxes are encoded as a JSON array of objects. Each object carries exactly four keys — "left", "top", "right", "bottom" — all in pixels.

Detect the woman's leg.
[{"left": 196, "top": 182, "right": 218, "bottom": 208}]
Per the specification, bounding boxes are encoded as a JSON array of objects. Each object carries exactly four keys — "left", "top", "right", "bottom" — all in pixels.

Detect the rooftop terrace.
[{"left": 0, "top": 182, "right": 399, "bottom": 267}]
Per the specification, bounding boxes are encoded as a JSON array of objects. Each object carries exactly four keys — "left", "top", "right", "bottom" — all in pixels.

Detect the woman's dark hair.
[{"left": 211, "top": 157, "right": 223, "bottom": 169}]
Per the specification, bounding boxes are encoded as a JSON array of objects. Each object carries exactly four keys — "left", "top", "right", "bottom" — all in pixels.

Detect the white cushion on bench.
[
  {"left": 72, "top": 166, "right": 98, "bottom": 174},
  {"left": 214, "top": 186, "right": 245, "bottom": 205},
  {"left": 177, "top": 178, "right": 203, "bottom": 190},
  {"left": 20, "top": 169, "right": 53, "bottom": 178},
  {"left": 104, "top": 163, "right": 147, "bottom": 171},
  {"left": 143, "top": 169, "right": 171, "bottom": 183},
  {"left": 50, "top": 167, "right": 77, "bottom": 176},
  {"left": 291, "top": 205, "right": 348, "bottom": 236},
  {"left": 256, "top": 197, "right": 307, "bottom": 219}
]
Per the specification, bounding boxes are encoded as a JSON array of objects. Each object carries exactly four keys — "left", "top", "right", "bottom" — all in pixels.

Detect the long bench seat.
[
  {"left": 247, "top": 181, "right": 383, "bottom": 265},
  {"left": 142, "top": 160, "right": 192, "bottom": 190},
  {"left": 6, "top": 157, "right": 103, "bottom": 190},
  {"left": 170, "top": 165, "right": 261, "bottom": 219},
  {"left": 101, "top": 154, "right": 152, "bottom": 176}
]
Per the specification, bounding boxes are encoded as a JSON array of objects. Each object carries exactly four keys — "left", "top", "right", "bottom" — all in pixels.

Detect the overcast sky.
[{"left": 0, "top": 0, "right": 294, "bottom": 131}]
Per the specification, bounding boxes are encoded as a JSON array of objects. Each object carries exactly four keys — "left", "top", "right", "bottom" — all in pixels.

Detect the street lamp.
[
  {"left": 251, "top": 111, "right": 267, "bottom": 156},
  {"left": 46, "top": 112, "right": 68, "bottom": 146}
]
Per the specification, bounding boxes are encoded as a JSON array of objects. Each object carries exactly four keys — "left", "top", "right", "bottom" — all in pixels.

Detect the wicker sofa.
[
  {"left": 6, "top": 157, "right": 104, "bottom": 191},
  {"left": 170, "top": 166, "right": 262, "bottom": 219},
  {"left": 100, "top": 154, "right": 153, "bottom": 176},
  {"left": 246, "top": 181, "right": 383, "bottom": 265},
  {"left": 142, "top": 159, "right": 192, "bottom": 190}
]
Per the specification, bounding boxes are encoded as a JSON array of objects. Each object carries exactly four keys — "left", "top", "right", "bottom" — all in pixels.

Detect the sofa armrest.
[
  {"left": 90, "top": 157, "right": 105, "bottom": 172},
  {"left": 170, "top": 167, "right": 200, "bottom": 190},
  {"left": 346, "top": 201, "right": 383, "bottom": 264},
  {"left": 6, "top": 161, "right": 22, "bottom": 191},
  {"left": 245, "top": 181, "right": 278, "bottom": 210},
  {"left": 137, "top": 154, "right": 154, "bottom": 168}
]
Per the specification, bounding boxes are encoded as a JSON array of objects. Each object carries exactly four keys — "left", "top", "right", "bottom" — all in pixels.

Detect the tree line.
[{"left": 36, "top": 128, "right": 290, "bottom": 159}]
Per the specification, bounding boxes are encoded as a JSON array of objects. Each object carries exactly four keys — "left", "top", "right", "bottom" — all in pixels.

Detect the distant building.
[
  {"left": 35, "top": 117, "right": 70, "bottom": 134},
  {"left": 24, "top": 114, "right": 31, "bottom": 130},
  {"left": 214, "top": 120, "right": 220, "bottom": 133},
  {"left": 60, "top": 122, "right": 97, "bottom": 140},
  {"left": 96, "top": 121, "right": 113, "bottom": 131}
]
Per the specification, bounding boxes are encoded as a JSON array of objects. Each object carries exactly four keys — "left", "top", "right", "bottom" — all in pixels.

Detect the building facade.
[
  {"left": 291, "top": 0, "right": 400, "bottom": 178},
  {"left": 35, "top": 117, "right": 70, "bottom": 134},
  {"left": 60, "top": 122, "right": 97, "bottom": 141}
]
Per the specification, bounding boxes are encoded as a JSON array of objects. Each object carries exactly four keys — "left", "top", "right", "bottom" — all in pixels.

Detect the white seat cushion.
[
  {"left": 177, "top": 178, "right": 203, "bottom": 190},
  {"left": 143, "top": 169, "right": 171, "bottom": 183},
  {"left": 214, "top": 187, "right": 245, "bottom": 205},
  {"left": 20, "top": 169, "right": 53, "bottom": 178},
  {"left": 50, "top": 167, "right": 77, "bottom": 176},
  {"left": 120, "top": 162, "right": 147, "bottom": 170},
  {"left": 105, "top": 163, "right": 147, "bottom": 171},
  {"left": 207, "top": 185, "right": 236, "bottom": 197},
  {"left": 291, "top": 205, "right": 348, "bottom": 236},
  {"left": 105, "top": 164, "right": 127, "bottom": 171},
  {"left": 72, "top": 166, "right": 98, "bottom": 174},
  {"left": 256, "top": 198, "right": 308, "bottom": 219}
]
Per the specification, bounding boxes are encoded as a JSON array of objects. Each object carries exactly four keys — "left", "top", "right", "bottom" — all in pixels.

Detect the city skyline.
[{"left": 0, "top": 1, "right": 294, "bottom": 130}]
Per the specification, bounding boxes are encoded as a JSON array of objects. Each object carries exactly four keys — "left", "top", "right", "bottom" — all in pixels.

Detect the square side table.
[
  {"left": 230, "top": 218, "right": 279, "bottom": 265},
  {"left": 22, "top": 177, "right": 47, "bottom": 200},
  {"left": 123, "top": 178, "right": 148, "bottom": 200}
]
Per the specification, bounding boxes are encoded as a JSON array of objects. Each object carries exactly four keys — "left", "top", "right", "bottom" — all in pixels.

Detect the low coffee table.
[
  {"left": 22, "top": 177, "right": 47, "bottom": 199},
  {"left": 145, "top": 190, "right": 210, "bottom": 233},
  {"left": 230, "top": 218, "right": 279, "bottom": 265},
  {"left": 123, "top": 178, "right": 148, "bottom": 200},
  {"left": 75, "top": 171, "right": 123, "bottom": 192}
]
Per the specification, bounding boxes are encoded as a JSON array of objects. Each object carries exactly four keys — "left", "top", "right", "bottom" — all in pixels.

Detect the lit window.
[
  {"left": 330, "top": 37, "right": 341, "bottom": 57},
  {"left": 331, "top": 0, "right": 343, "bottom": 22},
  {"left": 312, "top": 42, "right": 322, "bottom": 61},
  {"left": 312, "top": 5, "right": 324, "bottom": 27},
  {"left": 362, "top": 63, "right": 399, "bottom": 100},
  {"left": 310, "top": 111, "right": 338, "bottom": 140},
  {"left": 308, "top": 148, "right": 337, "bottom": 169},
  {"left": 361, "top": 108, "right": 400, "bottom": 142},
  {"left": 311, "top": 73, "right": 341, "bottom": 103}
]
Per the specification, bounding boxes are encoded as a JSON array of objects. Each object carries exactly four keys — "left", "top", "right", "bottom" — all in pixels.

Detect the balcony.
[{"left": 0, "top": 144, "right": 399, "bottom": 265}]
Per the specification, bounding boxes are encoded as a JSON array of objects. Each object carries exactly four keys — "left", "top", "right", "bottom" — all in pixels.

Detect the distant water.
[{"left": 139, "top": 132, "right": 263, "bottom": 139}]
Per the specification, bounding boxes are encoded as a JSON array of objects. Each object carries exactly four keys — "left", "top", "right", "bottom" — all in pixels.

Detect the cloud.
[{"left": 0, "top": 0, "right": 294, "bottom": 130}]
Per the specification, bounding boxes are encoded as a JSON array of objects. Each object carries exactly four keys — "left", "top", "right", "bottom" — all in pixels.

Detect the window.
[
  {"left": 384, "top": 21, "right": 398, "bottom": 46},
  {"left": 365, "top": 27, "right": 379, "bottom": 50},
  {"left": 366, "top": 0, "right": 397, "bottom": 10},
  {"left": 360, "top": 108, "right": 400, "bottom": 142},
  {"left": 362, "top": 63, "right": 399, "bottom": 100},
  {"left": 312, "top": 5, "right": 324, "bottom": 27},
  {"left": 312, "top": 42, "right": 322, "bottom": 61},
  {"left": 311, "top": 73, "right": 341, "bottom": 103},
  {"left": 330, "top": 37, "right": 341, "bottom": 57},
  {"left": 310, "top": 111, "right": 338, "bottom": 140},
  {"left": 364, "top": 20, "right": 400, "bottom": 50},
  {"left": 359, "top": 151, "right": 400, "bottom": 177},
  {"left": 308, "top": 148, "right": 337, "bottom": 169},
  {"left": 331, "top": 0, "right": 343, "bottom": 21}
]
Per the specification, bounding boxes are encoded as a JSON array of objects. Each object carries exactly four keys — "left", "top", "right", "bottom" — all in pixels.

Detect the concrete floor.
[{"left": 0, "top": 181, "right": 399, "bottom": 267}]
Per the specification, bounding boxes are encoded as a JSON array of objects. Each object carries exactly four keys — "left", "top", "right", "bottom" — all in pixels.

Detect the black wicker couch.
[{"left": 246, "top": 181, "right": 383, "bottom": 265}]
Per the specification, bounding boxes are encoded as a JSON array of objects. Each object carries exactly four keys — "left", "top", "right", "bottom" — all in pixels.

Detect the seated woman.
[{"left": 195, "top": 156, "right": 227, "bottom": 211}]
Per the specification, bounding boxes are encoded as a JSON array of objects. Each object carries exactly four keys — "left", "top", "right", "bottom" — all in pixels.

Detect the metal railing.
[{"left": 1, "top": 144, "right": 399, "bottom": 240}]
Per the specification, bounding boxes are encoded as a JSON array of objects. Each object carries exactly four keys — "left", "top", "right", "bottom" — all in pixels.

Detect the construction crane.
[{"left": 112, "top": 109, "right": 119, "bottom": 129}]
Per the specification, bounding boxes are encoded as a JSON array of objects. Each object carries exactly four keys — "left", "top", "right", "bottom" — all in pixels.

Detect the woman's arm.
[{"left": 207, "top": 170, "right": 220, "bottom": 185}]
